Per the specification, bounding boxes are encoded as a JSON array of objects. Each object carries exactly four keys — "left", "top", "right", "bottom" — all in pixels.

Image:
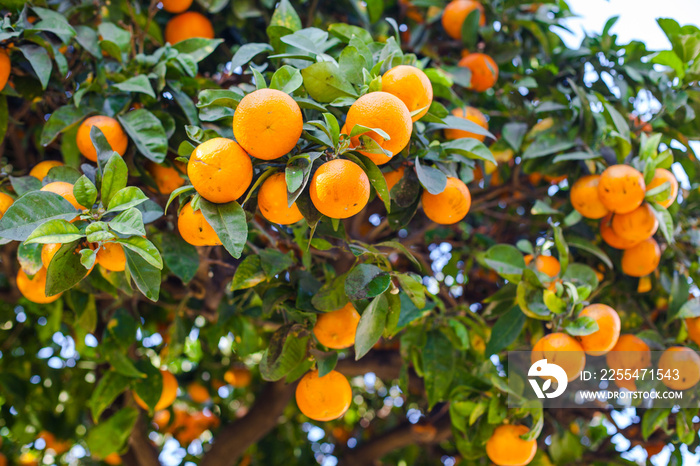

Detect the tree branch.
[{"left": 125, "top": 413, "right": 161, "bottom": 466}]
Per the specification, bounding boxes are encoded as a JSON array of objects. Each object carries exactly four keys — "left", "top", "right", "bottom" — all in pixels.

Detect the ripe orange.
[
  {"left": 577, "top": 304, "right": 621, "bottom": 356},
  {"left": 597, "top": 165, "right": 646, "bottom": 214},
  {"left": 188, "top": 138, "right": 253, "bottom": 203},
  {"left": 441, "top": 0, "right": 486, "bottom": 40},
  {"left": 686, "top": 317, "right": 700, "bottom": 347},
  {"left": 165, "top": 12, "right": 214, "bottom": 44},
  {"left": 148, "top": 161, "right": 186, "bottom": 195},
  {"left": 0, "top": 452, "right": 6, "bottom": 466},
  {"left": 646, "top": 168, "right": 678, "bottom": 208},
  {"left": 41, "top": 243, "right": 62, "bottom": 269},
  {"left": 611, "top": 203, "right": 658, "bottom": 242},
  {"left": 161, "top": 0, "right": 192, "bottom": 13},
  {"left": 104, "top": 453, "right": 123, "bottom": 465},
  {"left": 531, "top": 333, "right": 586, "bottom": 382},
  {"left": 0, "top": 48, "right": 10, "bottom": 91},
  {"left": 39, "top": 431, "right": 71, "bottom": 455},
  {"left": 486, "top": 424, "right": 537, "bottom": 466},
  {"left": 444, "top": 107, "right": 488, "bottom": 142},
  {"left": 458, "top": 53, "right": 498, "bottom": 92},
  {"left": 637, "top": 275, "right": 652, "bottom": 293},
  {"left": 346, "top": 92, "right": 413, "bottom": 165},
  {"left": 257, "top": 172, "right": 304, "bottom": 225},
  {"left": 570, "top": 175, "right": 609, "bottom": 219},
  {"left": 178, "top": 201, "right": 222, "bottom": 246},
  {"left": 29, "top": 160, "right": 64, "bottom": 181},
  {"left": 606, "top": 334, "right": 651, "bottom": 391},
  {"left": 309, "top": 159, "right": 370, "bottom": 219},
  {"left": 96, "top": 242, "right": 126, "bottom": 272},
  {"left": 524, "top": 254, "right": 560, "bottom": 278},
  {"left": 381, "top": 65, "right": 433, "bottom": 122},
  {"left": 187, "top": 382, "right": 210, "bottom": 404},
  {"left": 295, "top": 370, "right": 352, "bottom": 421},
  {"left": 313, "top": 303, "right": 361, "bottom": 349},
  {"left": 41, "top": 181, "right": 85, "bottom": 211},
  {"left": 224, "top": 367, "right": 252, "bottom": 388},
  {"left": 380, "top": 166, "right": 406, "bottom": 201},
  {"left": 658, "top": 347, "right": 700, "bottom": 390},
  {"left": 0, "top": 192, "right": 14, "bottom": 220},
  {"left": 599, "top": 214, "right": 641, "bottom": 250},
  {"left": 421, "top": 176, "right": 471, "bottom": 224},
  {"left": 133, "top": 369, "right": 178, "bottom": 411},
  {"left": 17, "top": 267, "right": 61, "bottom": 304},
  {"left": 76, "top": 116, "right": 128, "bottom": 162},
  {"left": 621, "top": 238, "right": 660, "bottom": 277},
  {"left": 233, "top": 89, "right": 303, "bottom": 161}
]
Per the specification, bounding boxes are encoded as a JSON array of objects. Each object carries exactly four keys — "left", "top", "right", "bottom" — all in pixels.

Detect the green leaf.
[
  {"left": 109, "top": 208, "right": 146, "bottom": 237},
  {"left": 154, "top": 232, "right": 199, "bottom": 284},
  {"left": 566, "top": 236, "right": 613, "bottom": 269},
  {"left": 270, "top": 0, "right": 302, "bottom": 32},
  {"left": 346, "top": 264, "right": 391, "bottom": 300},
  {"left": 107, "top": 187, "right": 149, "bottom": 212},
  {"left": 124, "top": 248, "right": 161, "bottom": 301},
  {"left": 301, "top": 62, "right": 358, "bottom": 103},
  {"left": 118, "top": 236, "right": 163, "bottom": 269},
  {"left": 312, "top": 273, "right": 349, "bottom": 311},
  {"left": 46, "top": 240, "right": 89, "bottom": 296},
  {"left": 415, "top": 157, "right": 447, "bottom": 195},
  {"left": 86, "top": 408, "right": 138, "bottom": 459},
  {"left": 652, "top": 50, "right": 685, "bottom": 79},
  {"left": 89, "top": 371, "right": 130, "bottom": 422},
  {"left": 485, "top": 307, "right": 526, "bottom": 356},
  {"left": 40, "top": 105, "right": 93, "bottom": 146},
  {"left": 173, "top": 38, "right": 224, "bottom": 62},
  {"left": 196, "top": 88, "right": 245, "bottom": 108},
  {"left": 131, "top": 362, "right": 162, "bottom": 412},
  {"left": 565, "top": 315, "right": 599, "bottom": 336},
  {"left": 9, "top": 176, "right": 42, "bottom": 196},
  {"left": 74, "top": 175, "right": 97, "bottom": 208},
  {"left": 260, "top": 324, "right": 310, "bottom": 381},
  {"left": 426, "top": 115, "right": 495, "bottom": 139},
  {"left": 270, "top": 65, "right": 303, "bottom": 94},
  {"left": 443, "top": 138, "right": 497, "bottom": 164},
  {"left": 18, "top": 44, "right": 52, "bottom": 89},
  {"left": 0, "top": 191, "right": 78, "bottom": 241},
  {"left": 668, "top": 273, "right": 692, "bottom": 320},
  {"left": 260, "top": 249, "right": 295, "bottom": 277},
  {"left": 650, "top": 202, "right": 674, "bottom": 243},
  {"left": 423, "top": 329, "right": 455, "bottom": 409},
  {"left": 98, "top": 23, "right": 131, "bottom": 52},
  {"left": 231, "top": 256, "right": 266, "bottom": 290},
  {"left": 354, "top": 294, "right": 389, "bottom": 360},
  {"left": 642, "top": 408, "right": 671, "bottom": 440},
  {"left": 328, "top": 23, "right": 374, "bottom": 44},
  {"left": 483, "top": 244, "right": 526, "bottom": 282},
  {"left": 395, "top": 272, "right": 425, "bottom": 309},
  {"left": 231, "top": 43, "right": 273, "bottom": 70},
  {"left": 118, "top": 110, "right": 168, "bottom": 163},
  {"left": 522, "top": 138, "right": 576, "bottom": 159},
  {"left": 677, "top": 298, "right": 700, "bottom": 319},
  {"left": 553, "top": 225, "right": 569, "bottom": 275},
  {"left": 531, "top": 200, "right": 560, "bottom": 215},
  {"left": 502, "top": 122, "right": 528, "bottom": 151},
  {"left": 317, "top": 352, "right": 338, "bottom": 378},
  {"left": 24, "top": 219, "right": 83, "bottom": 244},
  {"left": 112, "top": 75, "right": 155, "bottom": 98},
  {"left": 200, "top": 200, "right": 248, "bottom": 259}
]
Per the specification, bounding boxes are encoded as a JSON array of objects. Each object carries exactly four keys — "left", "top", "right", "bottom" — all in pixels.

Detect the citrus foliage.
[{"left": 1, "top": 0, "right": 700, "bottom": 465}]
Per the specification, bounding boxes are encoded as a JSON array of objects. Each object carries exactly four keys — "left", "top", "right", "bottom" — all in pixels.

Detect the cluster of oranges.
[{"left": 570, "top": 165, "right": 678, "bottom": 278}]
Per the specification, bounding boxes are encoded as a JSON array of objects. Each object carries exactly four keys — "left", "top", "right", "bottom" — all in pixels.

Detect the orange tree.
[{"left": 1, "top": 0, "right": 700, "bottom": 465}]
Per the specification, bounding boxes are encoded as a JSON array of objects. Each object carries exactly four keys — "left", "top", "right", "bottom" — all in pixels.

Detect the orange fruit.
[
  {"left": 17, "top": 267, "right": 61, "bottom": 304},
  {"left": 104, "top": 453, "right": 123, "bottom": 465},
  {"left": 187, "top": 138, "right": 253, "bottom": 203},
  {"left": 41, "top": 182, "right": 85, "bottom": 211},
  {"left": 177, "top": 201, "right": 222, "bottom": 246},
  {"left": 444, "top": 107, "right": 488, "bottom": 142},
  {"left": 486, "top": 424, "right": 537, "bottom": 466},
  {"left": 0, "top": 192, "right": 14, "bottom": 220},
  {"left": 646, "top": 168, "right": 678, "bottom": 208},
  {"left": 0, "top": 453, "right": 6, "bottom": 466},
  {"left": 133, "top": 369, "right": 178, "bottom": 411},
  {"left": 257, "top": 172, "right": 303, "bottom": 225},
  {"left": 165, "top": 12, "right": 214, "bottom": 44},
  {"left": 313, "top": 302, "right": 361, "bottom": 349},
  {"left": 187, "top": 382, "right": 210, "bottom": 404},
  {"left": 658, "top": 346, "right": 700, "bottom": 390},
  {"left": 421, "top": 176, "right": 471, "bottom": 224},
  {"left": 531, "top": 333, "right": 586, "bottom": 382},
  {"left": 570, "top": 175, "right": 609, "bottom": 219},
  {"left": 637, "top": 275, "right": 652, "bottom": 293},
  {"left": 524, "top": 254, "right": 560, "bottom": 278},
  {"left": 380, "top": 166, "right": 406, "bottom": 201},
  {"left": 346, "top": 91, "right": 413, "bottom": 165},
  {"left": 381, "top": 65, "right": 433, "bottom": 122},
  {"left": 39, "top": 431, "right": 71, "bottom": 455},
  {"left": 458, "top": 53, "right": 498, "bottom": 92},
  {"left": 606, "top": 334, "right": 651, "bottom": 391},
  {"left": 29, "top": 160, "right": 64, "bottom": 181},
  {"left": 295, "top": 370, "right": 352, "bottom": 421},
  {"left": 577, "top": 304, "right": 621, "bottom": 356},
  {"left": 41, "top": 243, "right": 62, "bottom": 269},
  {"left": 161, "top": 0, "right": 193, "bottom": 13},
  {"left": 224, "top": 367, "right": 252, "bottom": 388},
  {"left": 597, "top": 165, "right": 646, "bottom": 214},
  {"left": 611, "top": 203, "right": 658, "bottom": 242},
  {"left": 76, "top": 116, "right": 128, "bottom": 162},
  {"left": 441, "top": 0, "right": 486, "bottom": 40},
  {"left": 309, "top": 159, "right": 370, "bottom": 219},
  {"left": 621, "top": 238, "right": 660, "bottom": 277},
  {"left": 96, "top": 242, "right": 127, "bottom": 272},
  {"left": 233, "top": 89, "right": 303, "bottom": 161},
  {"left": 599, "top": 214, "right": 641, "bottom": 250},
  {"left": 0, "top": 48, "right": 9, "bottom": 91},
  {"left": 148, "top": 161, "right": 186, "bottom": 195},
  {"left": 153, "top": 410, "right": 172, "bottom": 431},
  {"left": 686, "top": 317, "right": 700, "bottom": 347}
]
